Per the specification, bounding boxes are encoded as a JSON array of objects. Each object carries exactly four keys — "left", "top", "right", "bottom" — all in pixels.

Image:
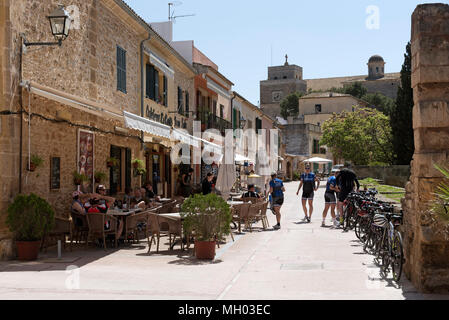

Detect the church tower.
[{"left": 260, "top": 55, "right": 307, "bottom": 119}]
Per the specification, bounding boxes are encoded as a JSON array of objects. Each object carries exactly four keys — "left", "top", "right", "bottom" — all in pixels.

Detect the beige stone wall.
[
  {"left": 11, "top": 0, "right": 143, "bottom": 115},
  {"left": 0, "top": 0, "right": 148, "bottom": 259},
  {"left": 298, "top": 96, "right": 358, "bottom": 116},
  {"left": 402, "top": 3, "right": 449, "bottom": 293}
]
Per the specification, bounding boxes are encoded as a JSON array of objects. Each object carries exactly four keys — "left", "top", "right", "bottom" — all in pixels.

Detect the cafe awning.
[
  {"left": 123, "top": 111, "right": 171, "bottom": 140},
  {"left": 171, "top": 129, "right": 200, "bottom": 148},
  {"left": 235, "top": 154, "right": 251, "bottom": 163},
  {"left": 202, "top": 139, "right": 223, "bottom": 156}
]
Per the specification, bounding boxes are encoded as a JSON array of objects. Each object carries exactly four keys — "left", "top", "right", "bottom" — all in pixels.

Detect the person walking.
[
  {"left": 322, "top": 169, "right": 340, "bottom": 228},
  {"left": 296, "top": 163, "right": 320, "bottom": 223},
  {"left": 269, "top": 172, "right": 285, "bottom": 230},
  {"left": 336, "top": 167, "right": 360, "bottom": 225}
]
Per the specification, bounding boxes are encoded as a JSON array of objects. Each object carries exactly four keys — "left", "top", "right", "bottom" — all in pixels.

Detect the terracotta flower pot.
[
  {"left": 194, "top": 240, "right": 216, "bottom": 260},
  {"left": 16, "top": 241, "right": 41, "bottom": 261}
]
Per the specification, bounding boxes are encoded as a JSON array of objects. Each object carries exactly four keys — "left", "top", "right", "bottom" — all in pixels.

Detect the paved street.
[{"left": 0, "top": 182, "right": 447, "bottom": 300}]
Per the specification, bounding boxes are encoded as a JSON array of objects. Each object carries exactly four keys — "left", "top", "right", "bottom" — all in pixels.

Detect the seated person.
[
  {"left": 244, "top": 184, "right": 261, "bottom": 199},
  {"left": 71, "top": 191, "right": 87, "bottom": 215},
  {"left": 123, "top": 187, "right": 133, "bottom": 205}
]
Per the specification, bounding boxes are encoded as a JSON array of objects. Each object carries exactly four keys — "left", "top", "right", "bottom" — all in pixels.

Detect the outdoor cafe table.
[
  {"left": 107, "top": 208, "right": 142, "bottom": 240},
  {"left": 227, "top": 201, "right": 244, "bottom": 206}
]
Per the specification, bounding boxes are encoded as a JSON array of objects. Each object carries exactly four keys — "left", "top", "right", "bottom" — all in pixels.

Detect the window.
[
  {"left": 256, "top": 118, "right": 262, "bottom": 134},
  {"left": 117, "top": 46, "right": 126, "bottom": 93},
  {"left": 177, "top": 87, "right": 184, "bottom": 115},
  {"left": 163, "top": 75, "right": 167, "bottom": 107},
  {"left": 185, "top": 92, "right": 189, "bottom": 117},
  {"left": 376, "top": 67, "right": 379, "bottom": 73},
  {"left": 220, "top": 104, "right": 224, "bottom": 119},
  {"left": 315, "top": 104, "right": 322, "bottom": 113},
  {"left": 109, "top": 145, "right": 131, "bottom": 195},
  {"left": 313, "top": 139, "right": 320, "bottom": 154},
  {"left": 146, "top": 64, "right": 166, "bottom": 105}
]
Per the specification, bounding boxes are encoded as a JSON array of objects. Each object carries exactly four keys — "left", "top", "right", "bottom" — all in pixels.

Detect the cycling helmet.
[{"left": 373, "top": 214, "right": 388, "bottom": 228}]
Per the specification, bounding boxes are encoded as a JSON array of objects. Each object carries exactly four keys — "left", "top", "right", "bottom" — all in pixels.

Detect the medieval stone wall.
[{"left": 402, "top": 3, "right": 449, "bottom": 293}]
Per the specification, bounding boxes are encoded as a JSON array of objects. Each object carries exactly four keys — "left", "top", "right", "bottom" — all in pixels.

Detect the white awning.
[
  {"left": 144, "top": 47, "right": 175, "bottom": 79},
  {"left": 207, "top": 78, "right": 232, "bottom": 99},
  {"left": 124, "top": 111, "right": 171, "bottom": 140},
  {"left": 304, "top": 157, "right": 333, "bottom": 164},
  {"left": 171, "top": 129, "right": 200, "bottom": 148},
  {"left": 235, "top": 154, "right": 251, "bottom": 163},
  {"left": 202, "top": 139, "right": 223, "bottom": 156}
]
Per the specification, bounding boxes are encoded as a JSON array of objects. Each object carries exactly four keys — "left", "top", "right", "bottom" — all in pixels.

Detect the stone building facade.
[
  {"left": 305, "top": 56, "right": 401, "bottom": 100},
  {"left": 0, "top": 0, "right": 197, "bottom": 259},
  {"left": 402, "top": 3, "right": 449, "bottom": 293},
  {"left": 260, "top": 60, "right": 307, "bottom": 119}
]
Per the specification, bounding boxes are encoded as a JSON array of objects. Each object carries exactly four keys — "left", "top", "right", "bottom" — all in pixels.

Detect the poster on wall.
[{"left": 78, "top": 129, "right": 95, "bottom": 193}]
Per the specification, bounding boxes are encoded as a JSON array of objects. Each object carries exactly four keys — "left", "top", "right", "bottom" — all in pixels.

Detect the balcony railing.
[{"left": 196, "top": 111, "right": 232, "bottom": 134}]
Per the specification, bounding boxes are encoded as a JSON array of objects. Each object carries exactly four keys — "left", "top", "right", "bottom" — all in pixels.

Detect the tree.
[
  {"left": 390, "top": 42, "right": 414, "bottom": 165},
  {"left": 280, "top": 92, "right": 303, "bottom": 119},
  {"left": 320, "top": 107, "right": 393, "bottom": 165},
  {"left": 361, "top": 93, "right": 395, "bottom": 116},
  {"left": 340, "top": 82, "right": 367, "bottom": 99}
]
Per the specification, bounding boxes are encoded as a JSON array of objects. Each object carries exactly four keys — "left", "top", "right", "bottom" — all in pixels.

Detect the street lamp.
[
  {"left": 239, "top": 116, "right": 247, "bottom": 129},
  {"left": 22, "top": 5, "right": 71, "bottom": 47},
  {"left": 18, "top": 5, "right": 71, "bottom": 194}
]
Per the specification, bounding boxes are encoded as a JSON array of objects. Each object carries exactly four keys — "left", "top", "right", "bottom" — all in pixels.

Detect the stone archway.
[{"left": 402, "top": 4, "right": 449, "bottom": 294}]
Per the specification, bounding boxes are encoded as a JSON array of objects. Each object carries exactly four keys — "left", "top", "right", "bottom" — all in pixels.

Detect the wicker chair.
[
  {"left": 256, "top": 201, "right": 270, "bottom": 230},
  {"left": 41, "top": 217, "right": 71, "bottom": 252},
  {"left": 241, "top": 197, "right": 264, "bottom": 204},
  {"left": 86, "top": 213, "right": 119, "bottom": 250},
  {"left": 70, "top": 211, "right": 89, "bottom": 250},
  {"left": 125, "top": 212, "right": 148, "bottom": 244},
  {"left": 158, "top": 215, "right": 184, "bottom": 251},
  {"left": 232, "top": 203, "right": 251, "bottom": 233},
  {"left": 158, "top": 200, "right": 178, "bottom": 214},
  {"left": 147, "top": 213, "right": 161, "bottom": 253},
  {"left": 246, "top": 202, "right": 264, "bottom": 232}
]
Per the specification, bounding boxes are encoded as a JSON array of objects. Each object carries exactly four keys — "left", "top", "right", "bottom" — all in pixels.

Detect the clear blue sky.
[{"left": 124, "top": 0, "right": 446, "bottom": 105}]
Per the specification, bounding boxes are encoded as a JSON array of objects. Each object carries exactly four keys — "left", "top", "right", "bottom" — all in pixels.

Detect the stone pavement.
[{"left": 0, "top": 182, "right": 448, "bottom": 300}]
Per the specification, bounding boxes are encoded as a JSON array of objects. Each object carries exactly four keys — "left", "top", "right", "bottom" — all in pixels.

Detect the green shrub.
[
  {"left": 431, "top": 164, "right": 449, "bottom": 223},
  {"left": 6, "top": 194, "right": 55, "bottom": 241},
  {"left": 293, "top": 172, "right": 301, "bottom": 181},
  {"left": 181, "top": 193, "right": 232, "bottom": 242}
]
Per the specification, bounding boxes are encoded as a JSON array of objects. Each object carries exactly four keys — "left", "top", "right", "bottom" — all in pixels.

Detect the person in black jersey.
[
  {"left": 296, "top": 164, "right": 320, "bottom": 223},
  {"left": 336, "top": 168, "right": 360, "bottom": 222}
]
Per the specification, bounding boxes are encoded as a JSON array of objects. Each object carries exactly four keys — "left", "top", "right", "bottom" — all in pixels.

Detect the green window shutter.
[
  {"left": 163, "top": 75, "right": 168, "bottom": 107},
  {"left": 185, "top": 91, "right": 189, "bottom": 117},
  {"left": 148, "top": 65, "right": 155, "bottom": 100},
  {"left": 233, "top": 108, "right": 237, "bottom": 130},
  {"left": 117, "top": 46, "right": 126, "bottom": 93},
  {"left": 146, "top": 64, "right": 151, "bottom": 98},
  {"left": 154, "top": 69, "right": 159, "bottom": 103}
]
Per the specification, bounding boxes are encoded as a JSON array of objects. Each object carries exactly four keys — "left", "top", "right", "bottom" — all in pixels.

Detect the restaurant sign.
[{"left": 146, "top": 105, "right": 187, "bottom": 129}]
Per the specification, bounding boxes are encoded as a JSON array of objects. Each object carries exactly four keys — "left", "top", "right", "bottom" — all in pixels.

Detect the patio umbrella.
[
  {"left": 304, "top": 157, "right": 333, "bottom": 164},
  {"left": 215, "top": 146, "right": 236, "bottom": 201}
]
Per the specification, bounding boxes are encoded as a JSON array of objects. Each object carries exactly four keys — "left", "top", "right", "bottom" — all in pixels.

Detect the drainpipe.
[{"left": 140, "top": 33, "right": 151, "bottom": 150}]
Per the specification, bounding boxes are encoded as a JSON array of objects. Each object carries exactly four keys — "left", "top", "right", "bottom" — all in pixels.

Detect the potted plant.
[
  {"left": 6, "top": 194, "right": 55, "bottom": 261},
  {"left": 94, "top": 171, "right": 107, "bottom": 184},
  {"left": 27, "top": 154, "right": 44, "bottom": 172},
  {"left": 73, "top": 171, "right": 89, "bottom": 186},
  {"left": 132, "top": 158, "right": 144, "bottom": 169},
  {"left": 134, "top": 167, "right": 147, "bottom": 177},
  {"left": 181, "top": 193, "right": 232, "bottom": 260},
  {"left": 106, "top": 157, "right": 119, "bottom": 168}
]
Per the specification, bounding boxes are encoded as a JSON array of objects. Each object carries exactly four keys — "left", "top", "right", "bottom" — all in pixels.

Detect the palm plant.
[{"left": 431, "top": 164, "right": 449, "bottom": 223}]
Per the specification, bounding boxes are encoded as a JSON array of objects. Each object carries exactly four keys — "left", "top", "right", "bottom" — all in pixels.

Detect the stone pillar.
[{"left": 402, "top": 3, "right": 449, "bottom": 293}]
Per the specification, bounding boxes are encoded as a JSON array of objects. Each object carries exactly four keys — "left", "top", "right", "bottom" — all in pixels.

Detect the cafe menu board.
[
  {"left": 50, "top": 157, "right": 60, "bottom": 190},
  {"left": 78, "top": 129, "right": 94, "bottom": 192}
]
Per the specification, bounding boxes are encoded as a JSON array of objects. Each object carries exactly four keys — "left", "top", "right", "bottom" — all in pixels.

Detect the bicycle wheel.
[
  {"left": 391, "top": 230, "right": 404, "bottom": 282},
  {"left": 354, "top": 216, "right": 362, "bottom": 240}
]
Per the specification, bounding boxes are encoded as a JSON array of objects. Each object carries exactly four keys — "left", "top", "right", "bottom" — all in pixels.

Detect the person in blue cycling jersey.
[
  {"left": 269, "top": 172, "right": 285, "bottom": 230},
  {"left": 296, "top": 163, "right": 320, "bottom": 223},
  {"left": 322, "top": 169, "right": 340, "bottom": 228}
]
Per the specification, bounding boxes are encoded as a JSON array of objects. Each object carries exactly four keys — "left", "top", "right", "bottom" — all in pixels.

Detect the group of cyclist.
[{"left": 268, "top": 163, "right": 360, "bottom": 230}]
